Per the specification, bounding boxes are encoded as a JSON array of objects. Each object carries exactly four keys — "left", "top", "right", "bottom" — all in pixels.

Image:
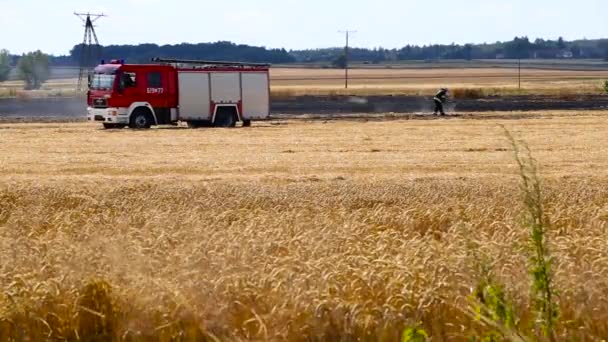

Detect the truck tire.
[
  {"left": 129, "top": 108, "right": 153, "bottom": 129},
  {"left": 242, "top": 120, "right": 252, "bottom": 127},
  {"left": 214, "top": 110, "right": 237, "bottom": 128},
  {"left": 103, "top": 123, "right": 125, "bottom": 129}
]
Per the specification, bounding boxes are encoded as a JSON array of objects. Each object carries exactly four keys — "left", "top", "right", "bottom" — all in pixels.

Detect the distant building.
[{"left": 556, "top": 50, "right": 574, "bottom": 58}]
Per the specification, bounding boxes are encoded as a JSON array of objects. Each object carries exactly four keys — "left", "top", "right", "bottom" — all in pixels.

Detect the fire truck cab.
[{"left": 87, "top": 58, "right": 270, "bottom": 129}]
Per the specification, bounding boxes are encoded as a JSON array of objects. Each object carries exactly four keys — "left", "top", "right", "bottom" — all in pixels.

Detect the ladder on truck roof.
[{"left": 151, "top": 57, "right": 270, "bottom": 69}]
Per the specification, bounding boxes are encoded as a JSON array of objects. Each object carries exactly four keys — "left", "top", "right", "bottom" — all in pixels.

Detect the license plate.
[{"left": 94, "top": 115, "right": 104, "bottom": 121}]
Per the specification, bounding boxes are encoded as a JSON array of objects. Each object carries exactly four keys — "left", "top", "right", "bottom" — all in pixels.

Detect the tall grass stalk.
[{"left": 503, "top": 126, "right": 558, "bottom": 340}]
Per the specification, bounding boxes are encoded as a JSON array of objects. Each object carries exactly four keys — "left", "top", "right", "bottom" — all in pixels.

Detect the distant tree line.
[
  {"left": 2, "top": 37, "right": 608, "bottom": 79},
  {"left": 0, "top": 49, "right": 10, "bottom": 82},
  {"left": 293, "top": 37, "right": 608, "bottom": 63},
  {"left": 39, "top": 37, "right": 608, "bottom": 67},
  {"left": 49, "top": 41, "right": 296, "bottom": 66}
]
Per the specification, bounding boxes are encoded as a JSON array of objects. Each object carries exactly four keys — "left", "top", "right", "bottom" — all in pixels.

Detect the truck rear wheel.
[
  {"left": 103, "top": 123, "right": 125, "bottom": 129},
  {"left": 187, "top": 120, "right": 212, "bottom": 128},
  {"left": 242, "top": 120, "right": 252, "bottom": 127},
  {"left": 214, "top": 107, "right": 237, "bottom": 128},
  {"left": 129, "top": 108, "right": 153, "bottom": 129}
]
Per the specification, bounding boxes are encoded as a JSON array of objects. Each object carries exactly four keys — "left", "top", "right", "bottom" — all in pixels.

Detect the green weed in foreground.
[
  {"left": 455, "top": 128, "right": 559, "bottom": 342},
  {"left": 402, "top": 325, "right": 428, "bottom": 342},
  {"left": 465, "top": 128, "right": 558, "bottom": 342},
  {"left": 505, "top": 128, "right": 558, "bottom": 340}
]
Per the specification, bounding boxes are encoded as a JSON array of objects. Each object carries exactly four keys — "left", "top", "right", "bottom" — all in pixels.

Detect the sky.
[{"left": 1, "top": 0, "right": 607, "bottom": 55}]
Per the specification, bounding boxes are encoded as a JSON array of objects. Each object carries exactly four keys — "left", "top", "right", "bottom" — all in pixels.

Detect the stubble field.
[
  {"left": 1, "top": 112, "right": 608, "bottom": 340},
  {"left": 270, "top": 67, "right": 608, "bottom": 96},
  {"left": 2, "top": 65, "right": 608, "bottom": 99}
]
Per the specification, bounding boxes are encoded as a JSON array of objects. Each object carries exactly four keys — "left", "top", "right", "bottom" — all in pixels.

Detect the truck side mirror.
[{"left": 87, "top": 74, "right": 92, "bottom": 87}]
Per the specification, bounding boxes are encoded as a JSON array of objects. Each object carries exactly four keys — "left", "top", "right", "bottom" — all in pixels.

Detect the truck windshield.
[{"left": 90, "top": 74, "right": 116, "bottom": 90}]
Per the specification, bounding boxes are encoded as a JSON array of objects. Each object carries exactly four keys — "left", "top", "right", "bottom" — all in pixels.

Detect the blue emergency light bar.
[{"left": 100, "top": 59, "right": 125, "bottom": 65}]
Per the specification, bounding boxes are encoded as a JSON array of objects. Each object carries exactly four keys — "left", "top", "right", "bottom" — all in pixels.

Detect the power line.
[
  {"left": 74, "top": 12, "right": 107, "bottom": 91},
  {"left": 338, "top": 30, "right": 356, "bottom": 89}
]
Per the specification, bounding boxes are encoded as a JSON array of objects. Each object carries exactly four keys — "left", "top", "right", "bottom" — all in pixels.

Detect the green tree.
[
  {"left": 332, "top": 54, "right": 347, "bottom": 69},
  {"left": 0, "top": 49, "right": 10, "bottom": 82},
  {"left": 463, "top": 44, "right": 473, "bottom": 60},
  {"left": 17, "top": 50, "right": 50, "bottom": 89},
  {"left": 505, "top": 36, "right": 532, "bottom": 59}
]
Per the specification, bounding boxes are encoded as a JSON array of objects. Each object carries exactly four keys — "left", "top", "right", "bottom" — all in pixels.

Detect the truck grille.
[{"left": 93, "top": 98, "right": 108, "bottom": 108}]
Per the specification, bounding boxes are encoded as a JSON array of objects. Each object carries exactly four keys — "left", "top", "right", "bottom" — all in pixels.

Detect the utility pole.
[
  {"left": 338, "top": 30, "right": 356, "bottom": 89},
  {"left": 74, "top": 12, "right": 106, "bottom": 91},
  {"left": 518, "top": 58, "right": 521, "bottom": 90}
]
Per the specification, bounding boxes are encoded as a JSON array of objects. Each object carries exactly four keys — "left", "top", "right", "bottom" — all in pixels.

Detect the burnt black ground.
[{"left": 0, "top": 95, "right": 607, "bottom": 122}]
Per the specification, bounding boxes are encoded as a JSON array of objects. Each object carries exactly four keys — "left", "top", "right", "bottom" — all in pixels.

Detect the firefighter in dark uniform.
[{"left": 433, "top": 88, "right": 449, "bottom": 116}]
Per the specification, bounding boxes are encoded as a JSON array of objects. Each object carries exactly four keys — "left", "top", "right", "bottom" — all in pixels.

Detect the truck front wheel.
[{"left": 129, "top": 109, "right": 153, "bottom": 129}]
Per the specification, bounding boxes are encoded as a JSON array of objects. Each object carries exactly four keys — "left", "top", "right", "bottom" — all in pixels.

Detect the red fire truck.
[{"left": 87, "top": 58, "right": 270, "bottom": 129}]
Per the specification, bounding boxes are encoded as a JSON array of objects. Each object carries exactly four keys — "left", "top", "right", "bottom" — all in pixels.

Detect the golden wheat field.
[{"left": 1, "top": 112, "right": 608, "bottom": 340}]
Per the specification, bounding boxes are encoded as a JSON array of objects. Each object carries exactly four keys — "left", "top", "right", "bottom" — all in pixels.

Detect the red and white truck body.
[{"left": 87, "top": 58, "right": 270, "bottom": 128}]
